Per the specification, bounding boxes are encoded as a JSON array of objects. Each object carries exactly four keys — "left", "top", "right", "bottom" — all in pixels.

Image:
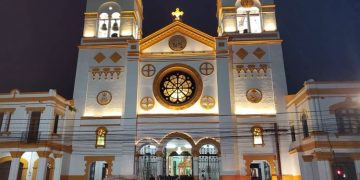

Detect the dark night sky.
[{"left": 0, "top": 0, "right": 359, "bottom": 99}]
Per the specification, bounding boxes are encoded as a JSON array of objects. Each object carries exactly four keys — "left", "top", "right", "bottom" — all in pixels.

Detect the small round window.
[{"left": 154, "top": 64, "right": 203, "bottom": 110}]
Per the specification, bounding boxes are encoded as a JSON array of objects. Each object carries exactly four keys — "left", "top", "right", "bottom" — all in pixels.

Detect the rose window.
[
  {"left": 160, "top": 71, "right": 196, "bottom": 105},
  {"left": 153, "top": 64, "right": 203, "bottom": 110}
]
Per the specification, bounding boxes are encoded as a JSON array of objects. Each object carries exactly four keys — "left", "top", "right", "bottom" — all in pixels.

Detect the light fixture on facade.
[{"left": 176, "top": 147, "right": 183, "bottom": 155}]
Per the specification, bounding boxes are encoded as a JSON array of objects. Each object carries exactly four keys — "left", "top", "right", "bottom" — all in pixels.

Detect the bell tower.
[
  {"left": 71, "top": 1, "right": 143, "bottom": 178},
  {"left": 83, "top": 0, "right": 143, "bottom": 39},
  {"left": 217, "top": 0, "right": 278, "bottom": 37},
  {"left": 216, "top": 0, "right": 295, "bottom": 178}
]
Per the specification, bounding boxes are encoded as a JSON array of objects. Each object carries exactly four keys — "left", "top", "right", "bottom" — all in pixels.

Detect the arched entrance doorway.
[
  {"left": 165, "top": 139, "right": 193, "bottom": 178},
  {"left": 138, "top": 145, "right": 158, "bottom": 180},
  {"left": 198, "top": 144, "right": 220, "bottom": 180}
]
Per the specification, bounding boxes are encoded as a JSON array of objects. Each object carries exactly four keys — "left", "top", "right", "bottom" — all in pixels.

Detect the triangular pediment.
[{"left": 140, "top": 21, "right": 215, "bottom": 53}]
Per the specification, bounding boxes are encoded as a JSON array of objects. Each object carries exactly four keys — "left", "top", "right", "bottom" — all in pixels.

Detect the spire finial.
[{"left": 172, "top": 8, "right": 184, "bottom": 21}]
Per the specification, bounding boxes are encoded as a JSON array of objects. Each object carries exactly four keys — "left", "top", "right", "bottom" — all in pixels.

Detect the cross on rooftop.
[{"left": 172, "top": 8, "right": 184, "bottom": 21}]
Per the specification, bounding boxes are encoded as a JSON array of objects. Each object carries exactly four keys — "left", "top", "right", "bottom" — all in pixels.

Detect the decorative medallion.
[
  {"left": 169, "top": 35, "right": 187, "bottom": 51},
  {"left": 153, "top": 64, "right": 203, "bottom": 110},
  {"left": 94, "top": 53, "right": 106, "bottom": 63},
  {"left": 253, "top": 48, "right": 266, "bottom": 59},
  {"left": 241, "top": 0, "right": 255, "bottom": 8},
  {"left": 236, "top": 48, "right": 248, "bottom": 60},
  {"left": 199, "top": 63, "right": 215, "bottom": 76},
  {"left": 97, "top": 91, "right": 112, "bottom": 105},
  {"left": 110, "top": 52, "right": 122, "bottom": 63},
  {"left": 140, "top": 97, "right": 155, "bottom": 111},
  {"left": 201, "top": 96, "right": 215, "bottom": 110},
  {"left": 141, "top": 64, "right": 156, "bottom": 77},
  {"left": 246, "top": 89, "right": 263, "bottom": 103}
]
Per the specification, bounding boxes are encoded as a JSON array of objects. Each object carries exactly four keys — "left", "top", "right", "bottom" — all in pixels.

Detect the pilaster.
[
  {"left": 8, "top": 151, "right": 24, "bottom": 180},
  {"left": 36, "top": 151, "right": 51, "bottom": 180},
  {"left": 53, "top": 154, "right": 63, "bottom": 180}
]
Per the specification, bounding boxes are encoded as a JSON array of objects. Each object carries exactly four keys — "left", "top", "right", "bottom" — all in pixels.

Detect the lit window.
[
  {"left": 335, "top": 109, "right": 360, "bottom": 133},
  {"left": 251, "top": 126, "right": 263, "bottom": 145},
  {"left": 96, "top": 127, "right": 107, "bottom": 148},
  {"left": 161, "top": 71, "right": 195, "bottom": 104}
]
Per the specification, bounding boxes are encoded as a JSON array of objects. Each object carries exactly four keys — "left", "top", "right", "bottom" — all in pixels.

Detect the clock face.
[
  {"left": 246, "top": 89, "right": 262, "bottom": 103},
  {"left": 169, "top": 35, "right": 187, "bottom": 51},
  {"left": 97, "top": 91, "right": 112, "bottom": 105}
]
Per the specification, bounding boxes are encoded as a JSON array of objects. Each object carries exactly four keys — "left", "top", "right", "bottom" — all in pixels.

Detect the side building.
[
  {"left": 286, "top": 80, "right": 360, "bottom": 180},
  {"left": 0, "top": 89, "right": 74, "bottom": 180}
]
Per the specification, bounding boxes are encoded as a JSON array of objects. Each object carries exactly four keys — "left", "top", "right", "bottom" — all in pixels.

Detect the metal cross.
[{"left": 172, "top": 8, "right": 184, "bottom": 21}]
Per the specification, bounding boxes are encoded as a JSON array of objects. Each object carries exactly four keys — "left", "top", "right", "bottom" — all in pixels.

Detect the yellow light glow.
[
  {"left": 235, "top": 107, "right": 276, "bottom": 115},
  {"left": 83, "top": 31, "right": 95, "bottom": 38},
  {"left": 264, "top": 23, "right": 277, "bottom": 32},
  {"left": 135, "top": 137, "right": 160, "bottom": 145},
  {"left": 84, "top": 110, "right": 122, "bottom": 117},
  {"left": 137, "top": 100, "right": 219, "bottom": 115},
  {"left": 224, "top": 24, "right": 237, "bottom": 33}
]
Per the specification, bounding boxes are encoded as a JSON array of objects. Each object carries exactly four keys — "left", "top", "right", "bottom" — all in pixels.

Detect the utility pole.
[{"left": 265, "top": 123, "right": 288, "bottom": 180}]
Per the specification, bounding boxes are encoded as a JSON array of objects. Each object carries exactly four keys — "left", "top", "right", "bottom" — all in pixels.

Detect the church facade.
[{"left": 0, "top": 0, "right": 359, "bottom": 180}]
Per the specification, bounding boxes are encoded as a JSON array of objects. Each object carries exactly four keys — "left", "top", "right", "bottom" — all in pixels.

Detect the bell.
[
  {"left": 112, "top": 22, "right": 119, "bottom": 31},
  {"left": 101, "top": 22, "right": 107, "bottom": 31}
]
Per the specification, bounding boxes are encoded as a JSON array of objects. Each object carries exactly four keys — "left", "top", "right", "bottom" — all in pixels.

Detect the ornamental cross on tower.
[{"left": 172, "top": 8, "right": 184, "bottom": 21}]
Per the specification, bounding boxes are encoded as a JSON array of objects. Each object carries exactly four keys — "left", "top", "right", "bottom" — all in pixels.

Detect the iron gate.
[
  {"left": 138, "top": 145, "right": 158, "bottom": 180},
  {"left": 198, "top": 144, "right": 220, "bottom": 180}
]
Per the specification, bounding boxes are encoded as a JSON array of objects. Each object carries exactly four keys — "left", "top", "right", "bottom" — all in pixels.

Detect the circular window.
[{"left": 153, "top": 64, "right": 203, "bottom": 110}]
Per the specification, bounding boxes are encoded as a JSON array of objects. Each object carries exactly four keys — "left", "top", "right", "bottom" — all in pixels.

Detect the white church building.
[{"left": 0, "top": 0, "right": 359, "bottom": 180}]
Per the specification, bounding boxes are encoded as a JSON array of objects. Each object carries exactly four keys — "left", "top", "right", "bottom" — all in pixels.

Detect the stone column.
[
  {"left": 53, "top": 154, "right": 63, "bottom": 180},
  {"left": 8, "top": 151, "right": 24, "bottom": 180},
  {"left": 313, "top": 152, "right": 333, "bottom": 180},
  {"left": 119, "top": 41, "right": 139, "bottom": 179},
  {"left": 316, "top": 160, "right": 332, "bottom": 180},
  {"left": 216, "top": 39, "right": 239, "bottom": 178},
  {"left": 36, "top": 152, "right": 51, "bottom": 180},
  {"left": 351, "top": 154, "right": 360, "bottom": 180},
  {"left": 193, "top": 154, "right": 199, "bottom": 180},
  {"left": 155, "top": 151, "right": 164, "bottom": 177}
]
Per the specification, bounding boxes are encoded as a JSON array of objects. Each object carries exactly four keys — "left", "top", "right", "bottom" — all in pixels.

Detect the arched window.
[
  {"left": 335, "top": 108, "right": 360, "bottom": 133},
  {"left": 251, "top": 126, "right": 264, "bottom": 145},
  {"left": 301, "top": 113, "right": 309, "bottom": 138},
  {"left": 236, "top": 0, "right": 262, "bottom": 34},
  {"left": 97, "top": 3, "right": 121, "bottom": 38},
  {"left": 96, "top": 127, "right": 107, "bottom": 148}
]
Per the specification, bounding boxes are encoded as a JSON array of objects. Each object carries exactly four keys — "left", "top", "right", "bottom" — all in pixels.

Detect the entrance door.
[
  {"left": 250, "top": 161, "right": 271, "bottom": 180},
  {"left": 165, "top": 139, "right": 193, "bottom": 178},
  {"left": 138, "top": 145, "right": 157, "bottom": 180},
  {"left": 89, "top": 161, "right": 108, "bottom": 180},
  {"left": 199, "top": 144, "right": 220, "bottom": 180},
  {"left": 28, "top": 112, "right": 41, "bottom": 143}
]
